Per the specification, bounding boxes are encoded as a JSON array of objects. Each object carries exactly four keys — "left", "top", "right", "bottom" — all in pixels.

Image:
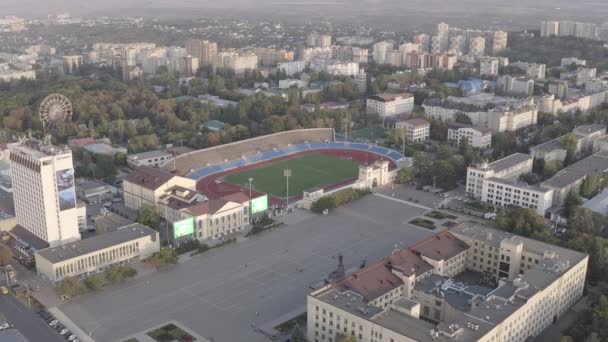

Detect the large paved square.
[{"left": 59, "top": 194, "right": 438, "bottom": 342}]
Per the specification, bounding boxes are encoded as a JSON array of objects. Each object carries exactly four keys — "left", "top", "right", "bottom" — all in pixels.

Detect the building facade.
[
  {"left": 402, "top": 119, "right": 430, "bottom": 143},
  {"left": 127, "top": 150, "right": 174, "bottom": 168},
  {"left": 447, "top": 124, "right": 492, "bottom": 149},
  {"left": 367, "top": 93, "right": 415, "bottom": 117},
  {"left": 10, "top": 138, "right": 81, "bottom": 247},
  {"left": 466, "top": 153, "right": 533, "bottom": 198}
]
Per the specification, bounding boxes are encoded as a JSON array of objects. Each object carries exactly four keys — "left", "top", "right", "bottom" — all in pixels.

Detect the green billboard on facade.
[
  {"left": 173, "top": 218, "right": 195, "bottom": 239},
  {"left": 251, "top": 195, "right": 268, "bottom": 215}
]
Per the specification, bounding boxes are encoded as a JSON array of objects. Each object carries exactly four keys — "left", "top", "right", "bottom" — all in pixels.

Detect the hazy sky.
[{"left": 3, "top": 0, "right": 608, "bottom": 22}]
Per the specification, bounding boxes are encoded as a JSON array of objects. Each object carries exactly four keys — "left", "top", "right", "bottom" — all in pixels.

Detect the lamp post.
[
  {"left": 284, "top": 169, "right": 291, "bottom": 223},
  {"left": 248, "top": 178, "right": 253, "bottom": 199}
]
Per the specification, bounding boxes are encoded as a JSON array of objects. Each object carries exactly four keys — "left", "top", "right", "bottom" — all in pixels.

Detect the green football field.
[{"left": 223, "top": 153, "right": 359, "bottom": 198}]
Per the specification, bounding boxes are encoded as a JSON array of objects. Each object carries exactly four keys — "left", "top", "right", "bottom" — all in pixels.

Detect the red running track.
[{"left": 196, "top": 149, "right": 397, "bottom": 207}]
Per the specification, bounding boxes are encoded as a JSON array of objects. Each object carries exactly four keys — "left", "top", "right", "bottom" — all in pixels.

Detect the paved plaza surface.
[{"left": 59, "top": 194, "right": 438, "bottom": 342}]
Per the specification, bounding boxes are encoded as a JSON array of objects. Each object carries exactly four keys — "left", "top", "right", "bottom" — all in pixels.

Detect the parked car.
[
  {"left": 49, "top": 320, "right": 59, "bottom": 326},
  {"left": 68, "top": 335, "right": 77, "bottom": 341},
  {"left": 60, "top": 329, "right": 69, "bottom": 335},
  {"left": 0, "top": 286, "right": 8, "bottom": 294},
  {"left": 0, "top": 323, "right": 11, "bottom": 330}
]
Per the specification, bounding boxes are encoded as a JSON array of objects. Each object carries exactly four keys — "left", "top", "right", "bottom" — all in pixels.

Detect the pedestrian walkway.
[
  {"left": 374, "top": 193, "right": 432, "bottom": 210},
  {"left": 48, "top": 307, "right": 96, "bottom": 342}
]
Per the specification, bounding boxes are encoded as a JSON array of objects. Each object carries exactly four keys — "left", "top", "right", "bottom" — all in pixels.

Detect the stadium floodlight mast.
[
  {"left": 248, "top": 177, "right": 253, "bottom": 198},
  {"left": 284, "top": 169, "right": 292, "bottom": 223}
]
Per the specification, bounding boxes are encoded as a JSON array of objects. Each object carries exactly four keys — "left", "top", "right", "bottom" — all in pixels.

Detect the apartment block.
[
  {"left": 402, "top": 119, "right": 430, "bottom": 143},
  {"left": 466, "top": 153, "right": 533, "bottom": 198},
  {"left": 367, "top": 93, "right": 415, "bottom": 117},
  {"left": 447, "top": 123, "right": 492, "bottom": 149}
]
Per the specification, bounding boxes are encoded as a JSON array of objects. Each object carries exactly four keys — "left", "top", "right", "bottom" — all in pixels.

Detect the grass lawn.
[
  {"left": 224, "top": 153, "right": 359, "bottom": 198},
  {"left": 353, "top": 125, "right": 386, "bottom": 140},
  {"left": 409, "top": 218, "right": 437, "bottom": 230},
  {"left": 425, "top": 211, "right": 449, "bottom": 220}
]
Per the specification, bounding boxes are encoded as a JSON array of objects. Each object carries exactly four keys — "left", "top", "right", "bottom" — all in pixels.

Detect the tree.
[
  {"left": 291, "top": 325, "right": 307, "bottom": 342},
  {"left": 104, "top": 265, "right": 137, "bottom": 285},
  {"left": 398, "top": 167, "right": 416, "bottom": 184},
  {"left": 495, "top": 208, "right": 554, "bottom": 242},
  {"left": 136, "top": 204, "right": 160, "bottom": 231},
  {"left": 454, "top": 112, "right": 472, "bottom": 124},
  {"left": 569, "top": 207, "right": 605, "bottom": 234},
  {"left": 0, "top": 244, "right": 13, "bottom": 265},
  {"left": 564, "top": 190, "right": 583, "bottom": 218},
  {"left": 561, "top": 133, "right": 578, "bottom": 165},
  {"left": 56, "top": 276, "right": 83, "bottom": 299},
  {"left": 437, "top": 144, "right": 453, "bottom": 160},
  {"left": 114, "top": 152, "right": 127, "bottom": 166},
  {"left": 84, "top": 274, "right": 104, "bottom": 291},
  {"left": 580, "top": 175, "right": 603, "bottom": 198},
  {"left": 147, "top": 248, "right": 179, "bottom": 270},
  {"left": 311, "top": 197, "right": 337, "bottom": 214}
]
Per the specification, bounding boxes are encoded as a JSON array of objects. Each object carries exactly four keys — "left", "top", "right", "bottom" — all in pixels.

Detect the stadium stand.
[
  {"left": 163, "top": 128, "right": 408, "bottom": 180},
  {"left": 163, "top": 128, "right": 334, "bottom": 175}
]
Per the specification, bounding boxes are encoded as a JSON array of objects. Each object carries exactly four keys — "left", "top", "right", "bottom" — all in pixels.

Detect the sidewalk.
[{"left": 48, "top": 307, "right": 96, "bottom": 342}]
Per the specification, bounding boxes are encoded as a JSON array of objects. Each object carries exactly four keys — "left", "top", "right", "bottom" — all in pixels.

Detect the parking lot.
[
  {"left": 0, "top": 295, "right": 66, "bottom": 342},
  {"left": 59, "top": 194, "right": 439, "bottom": 342}
]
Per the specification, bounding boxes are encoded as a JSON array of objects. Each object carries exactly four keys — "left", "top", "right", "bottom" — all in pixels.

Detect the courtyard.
[{"left": 58, "top": 194, "right": 448, "bottom": 342}]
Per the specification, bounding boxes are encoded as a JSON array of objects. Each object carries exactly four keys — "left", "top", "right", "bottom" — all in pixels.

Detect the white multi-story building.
[
  {"left": 311, "top": 59, "right": 360, "bottom": 77},
  {"left": 351, "top": 47, "right": 369, "bottom": 64},
  {"left": 560, "top": 57, "right": 586, "bottom": 68},
  {"left": 541, "top": 21, "right": 560, "bottom": 37},
  {"left": 497, "top": 75, "right": 534, "bottom": 97},
  {"left": 372, "top": 41, "right": 393, "bottom": 65},
  {"left": 491, "top": 31, "right": 508, "bottom": 54},
  {"left": 468, "top": 37, "right": 486, "bottom": 59},
  {"left": 482, "top": 178, "right": 554, "bottom": 215},
  {"left": 62, "top": 55, "right": 83, "bottom": 74},
  {"left": 479, "top": 56, "right": 499, "bottom": 77},
  {"left": 466, "top": 153, "right": 533, "bottom": 198},
  {"left": 127, "top": 150, "right": 174, "bottom": 168},
  {"left": 447, "top": 123, "right": 492, "bottom": 149},
  {"left": 185, "top": 39, "right": 217, "bottom": 66},
  {"left": 213, "top": 52, "right": 258, "bottom": 74},
  {"left": 9, "top": 138, "right": 81, "bottom": 247},
  {"left": 0, "top": 69, "right": 35, "bottom": 82},
  {"left": 402, "top": 118, "right": 430, "bottom": 143},
  {"left": 308, "top": 222, "right": 588, "bottom": 342},
  {"left": 366, "top": 93, "right": 414, "bottom": 117},
  {"left": 511, "top": 61, "right": 546, "bottom": 80},
  {"left": 277, "top": 60, "right": 306, "bottom": 76},
  {"left": 576, "top": 67, "right": 597, "bottom": 86}
]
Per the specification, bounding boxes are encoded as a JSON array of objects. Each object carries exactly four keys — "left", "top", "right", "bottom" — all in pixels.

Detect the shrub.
[{"left": 84, "top": 274, "right": 104, "bottom": 291}]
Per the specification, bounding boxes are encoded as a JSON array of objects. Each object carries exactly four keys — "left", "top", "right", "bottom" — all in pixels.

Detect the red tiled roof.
[
  {"left": 336, "top": 262, "right": 403, "bottom": 302},
  {"left": 410, "top": 231, "right": 469, "bottom": 261},
  {"left": 68, "top": 137, "right": 96, "bottom": 146},
  {"left": 123, "top": 166, "right": 175, "bottom": 191},
  {"left": 387, "top": 249, "right": 433, "bottom": 276}
]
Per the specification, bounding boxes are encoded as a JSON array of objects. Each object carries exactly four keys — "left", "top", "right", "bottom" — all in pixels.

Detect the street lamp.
[
  {"left": 248, "top": 178, "right": 253, "bottom": 199},
  {"left": 283, "top": 169, "right": 291, "bottom": 223}
]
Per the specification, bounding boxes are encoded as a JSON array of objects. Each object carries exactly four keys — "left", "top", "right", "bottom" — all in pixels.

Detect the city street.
[
  {"left": 0, "top": 294, "right": 65, "bottom": 342},
  {"left": 59, "top": 194, "right": 438, "bottom": 342}
]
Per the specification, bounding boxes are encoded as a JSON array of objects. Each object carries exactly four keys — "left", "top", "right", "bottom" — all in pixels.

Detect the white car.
[
  {"left": 0, "top": 323, "right": 10, "bottom": 330},
  {"left": 49, "top": 320, "right": 59, "bottom": 326},
  {"left": 60, "top": 329, "right": 69, "bottom": 335},
  {"left": 68, "top": 335, "right": 77, "bottom": 340}
]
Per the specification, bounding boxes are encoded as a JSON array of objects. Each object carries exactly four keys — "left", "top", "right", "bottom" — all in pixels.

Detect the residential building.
[
  {"left": 511, "top": 61, "right": 546, "bottom": 80},
  {"left": 447, "top": 123, "right": 492, "bottom": 149},
  {"left": 35, "top": 223, "right": 160, "bottom": 282},
  {"left": 547, "top": 80, "right": 568, "bottom": 99},
  {"left": 354, "top": 70, "right": 367, "bottom": 94},
  {"left": 576, "top": 67, "right": 597, "bottom": 86},
  {"left": 468, "top": 37, "right": 485, "bottom": 59},
  {"left": 308, "top": 222, "right": 587, "bottom": 342},
  {"left": 582, "top": 189, "right": 608, "bottom": 216},
  {"left": 479, "top": 56, "right": 499, "bottom": 77},
  {"left": 185, "top": 39, "right": 217, "bottom": 66},
  {"left": 277, "top": 60, "right": 306, "bottom": 76},
  {"left": 542, "top": 151, "right": 608, "bottom": 205},
  {"left": 213, "top": 52, "right": 258, "bottom": 74},
  {"left": 0, "top": 69, "right": 35, "bottom": 82},
  {"left": 481, "top": 178, "right": 554, "bottom": 215},
  {"left": 530, "top": 124, "right": 605, "bottom": 163},
  {"left": 366, "top": 93, "right": 415, "bottom": 117},
  {"left": 279, "top": 79, "right": 308, "bottom": 89},
  {"left": 414, "top": 34, "right": 431, "bottom": 51},
  {"left": 373, "top": 41, "right": 393, "bottom": 65},
  {"left": 62, "top": 55, "right": 83, "bottom": 74},
  {"left": 0, "top": 16, "right": 25, "bottom": 32},
  {"left": 9, "top": 138, "right": 81, "bottom": 247},
  {"left": 491, "top": 31, "right": 508, "bottom": 54},
  {"left": 402, "top": 118, "right": 430, "bottom": 143},
  {"left": 127, "top": 150, "right": 174, "bottom": 168},
  {"left": 351, "top": 47, "right": 369, "bottom": 63},
  {"left": 540, "top": 21, "right": 560, "bottom": 37},
  {"left": 466, "top": 153, "right": 533, "bottom": 198},
  {"left": 177, "top": 56, "right": 199, "bottom": 76},
  {"left": 496, "top": 75, "right": 534, "bottom": 97},
  {"left": 560, "top": 57, "right": 586, "bottom": 68},
  {"left": 123, "top": 166, "right": 197, "bottom": 210}
]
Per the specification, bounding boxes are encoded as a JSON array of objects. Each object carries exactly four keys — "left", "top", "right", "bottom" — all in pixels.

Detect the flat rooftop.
[
  {"left": 487, "top": 153, "right": 532, "bottom": 173},
  {"left": 9, "top": 138, "right": 70, "bottom": 159},
  {"left": 36, "top": 223, "right": 157, "bottom": 264},
  {"left": 128, "top": 150, "right": 172, "bottom": 160}
]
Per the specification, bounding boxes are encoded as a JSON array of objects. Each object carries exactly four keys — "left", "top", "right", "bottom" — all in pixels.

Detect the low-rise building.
[
  {"left": 466, "top": 153, "right": 533, "bottom": 198},
  {"left": 76, "top": 179, "right": 116, "bottom": 204},
  {"left": 35, "top": 223, "right": 160, "bottom": 283},
  {"left": 496, "top": 75, "right": 534, "bottom": 97},
  {"left": 308, "top": 222, "right": 588, "bottom": 342},
  {"left": 481, "top": 178, "right": 554, "bottom": 215},
  {"left": 402, "top": 118, "right": 430, "bottom": 143},
  {"left": 447, "top": 123, "right": 492, "bottom": 149},
  {"left": 123, "top": 166, "right": 197, "bottom": 210},
  {"left": 127, "top": 150, "right": 174, "bottom": 168},
  {"left": 367, "top": 93, "right": 415, "bottom": 117},
  {"left": 511, "top": 61, "right": 546, "bottom": 80},
  {"left": 530, "top": 124, "right": 606, "bottom": 163}
]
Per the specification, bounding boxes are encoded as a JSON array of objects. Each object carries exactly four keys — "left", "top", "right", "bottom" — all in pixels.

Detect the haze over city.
[{"left": 0, "top": 2, "right": 607, "bottom": 342}]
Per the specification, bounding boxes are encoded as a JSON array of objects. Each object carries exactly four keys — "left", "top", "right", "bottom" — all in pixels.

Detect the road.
[
  {"left": 0, "top": 294, "right": 65, "bottom": 342},
  {"left": 59, "top": 195, "right": 438, "bottom": 342}
]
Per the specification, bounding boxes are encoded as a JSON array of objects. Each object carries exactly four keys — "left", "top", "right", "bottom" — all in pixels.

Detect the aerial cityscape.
[{"left": 0, "top": 2, "right": 607, "bottom": 342}]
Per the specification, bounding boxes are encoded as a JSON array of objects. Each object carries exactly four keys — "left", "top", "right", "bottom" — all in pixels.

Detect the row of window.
[{"left": 55, "top": 241, "right": 140, "bottom": 279}]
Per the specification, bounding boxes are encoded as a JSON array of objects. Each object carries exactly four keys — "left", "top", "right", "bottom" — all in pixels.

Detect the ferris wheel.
[{"left": 39, "top": 94, "right": 72, "bottom": 131}]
